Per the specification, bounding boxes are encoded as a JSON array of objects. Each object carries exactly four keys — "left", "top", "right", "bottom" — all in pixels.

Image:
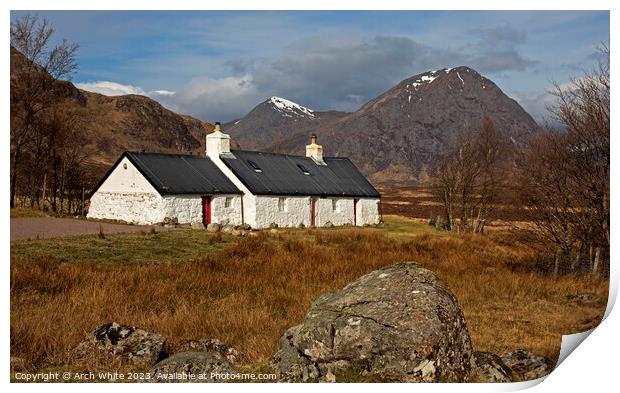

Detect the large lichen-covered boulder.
[
  {"left": 273, "top": 262, "right": 473, "bottom": 382},
  {"left": 74, "top": 322, "right": 168, "bottom": 366}
]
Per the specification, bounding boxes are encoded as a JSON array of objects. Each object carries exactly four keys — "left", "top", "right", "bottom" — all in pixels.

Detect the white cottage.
[
  {"left": 87, "top": 152, "right": 243, "bottom": 225},
  {"left": 88, "top": 124, "right": 382, "bottom": 228}
]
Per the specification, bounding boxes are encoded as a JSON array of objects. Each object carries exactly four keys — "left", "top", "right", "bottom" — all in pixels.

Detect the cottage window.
[
  {"left": 297, "top": 163, "right": 311, "bottom": 175},
  {"left": 332, "top": 199, "right": 338, "bottom": 212},
  {"left": 224, "top": 197, "right": 232, "bottom": 208},
  {"left": 278, "top": 197, "right": 287, "bottom": 212},
  {"left": 248, "top": 160, "right": 262, "bottom": 173}
]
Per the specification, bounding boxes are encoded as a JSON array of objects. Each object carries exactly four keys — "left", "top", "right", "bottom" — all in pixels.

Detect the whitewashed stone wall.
[
  {"left": 249, "top": 196, "right": 381, "bottom": 228},
  {"left": 253, "top": 196, "right": 311, "bottom": 228},
  {"left": 87, "top": 191, "right": 164, "bottom": 224},
  {"left": 210, "top": 195, "right": 243, "bottom": 225},
  {"left": 160, "top": 195, "right": 241, "bottom": 225},
  {"left": 88, "top": 193, "right": 242, "bottom": 225},
  {"left": 315, "top": 198, "right": 355, "bottom": 226},
  {"left": 356, "top": 198, "right": 381, "bottom": 226}
]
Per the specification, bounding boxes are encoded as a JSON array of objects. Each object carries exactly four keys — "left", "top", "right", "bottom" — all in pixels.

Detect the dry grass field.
[{"left": 10, "top": 215, "right": 607, "bottom": 376}]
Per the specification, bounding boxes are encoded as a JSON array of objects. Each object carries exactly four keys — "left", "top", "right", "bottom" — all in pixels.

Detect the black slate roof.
[
  {"left": 92, "top": 152, "right": 242, "bottom": 196},
  {"left": 220, "top": 150, "right": 380, "bottom": 197}
]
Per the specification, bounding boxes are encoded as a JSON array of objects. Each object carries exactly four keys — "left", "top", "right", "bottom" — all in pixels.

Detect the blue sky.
[{"left": 10, "top": 10, "right": 610, "bottom": 122}]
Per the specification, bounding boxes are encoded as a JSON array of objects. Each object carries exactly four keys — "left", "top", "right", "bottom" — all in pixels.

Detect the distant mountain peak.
[
  {"left": 404, "top": 66, "right": 478, "bottom": 89},
  {"left": 226, "top": 66, "right": 538, "bottom": 184},
  {"left": 268, "top": 96, "right": 315, "bottom": 118}
]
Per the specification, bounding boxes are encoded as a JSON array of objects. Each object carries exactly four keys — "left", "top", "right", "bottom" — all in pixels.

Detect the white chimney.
[
  {"left": 306, "top": 134, "right": 324, "bottom": 164},
  {"left": 206, "top": 122, "right": 230, "bottom": 158}
]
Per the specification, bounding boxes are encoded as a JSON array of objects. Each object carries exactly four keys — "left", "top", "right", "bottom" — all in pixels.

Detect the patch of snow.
[
  {"left": 408, "top": 94, "right": 412, "bottom": 103},
  {"left": 234, "top": 119, "right": 241, "bottom": 125},
  {"left": 445, "top": 68, "right": 453, "bottom": 73},
  {"left": 269, "top": 96, "right": 315, "bottom": 118},
  {"left": 406, "top": 72, "right": 439, "bottom": 92},
  {"left": 420, "top": 75, "right": 438, "bottom": 83},
  {"left": 457, "top": 72, "right": 465, "bottom": 86}
]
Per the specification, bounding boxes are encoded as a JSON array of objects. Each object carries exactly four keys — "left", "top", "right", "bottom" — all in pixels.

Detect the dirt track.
[{"left": 10, "top": 217, "right": 169, "bottom": 241}]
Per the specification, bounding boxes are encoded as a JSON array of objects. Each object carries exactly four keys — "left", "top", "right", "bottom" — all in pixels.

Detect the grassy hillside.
[{"left": 10, "top": 217, "right": 607, "bottom": 374}]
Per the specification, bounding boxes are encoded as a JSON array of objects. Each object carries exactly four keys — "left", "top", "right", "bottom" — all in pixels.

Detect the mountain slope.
[
  {"left": 227, "top": 67, "right": 539, "bottom": 184},
  {"left": 10, "top": 46, "right": 228, "bottom": 174}
]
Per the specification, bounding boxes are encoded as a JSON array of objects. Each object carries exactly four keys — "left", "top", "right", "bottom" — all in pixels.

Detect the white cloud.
[
  {"left": 75, "top": 80, "right": 147, "bottom": 96},
  {"left": 169, "top": 75, "right": 264, "bottom": 122},
  {"left": 150, "top": 90, "right": 176, "bottom": 96},
  {"left": 75, "top": 81, "right": 176, "bottom": 99}
]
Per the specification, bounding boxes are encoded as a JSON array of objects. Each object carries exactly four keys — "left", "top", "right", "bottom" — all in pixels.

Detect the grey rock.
[
  {"left": 269, "top": 222, "right": 279, "bottom": 229},
  {"left": 270, "top": 229, "right": 279, "bottom": 235},
  {"left": 324, "top": 221, "right": 334, "bottom": 228},
  {"left": 470, "top": 352, "right": 512, "bottom": 383},
  {"left": 297, "top": 223, "right": 305, "bottom": 229},
  {"left": 272, "top": 326, "right": 313, "bottom": 382},
  {"left": 74, "top": 322, "right": 167, "bottom": 366},
  {"left": 238, "top": 223, "right": 252, "bottom": 231},
  {"left": 149, "top": 352, "right": 234, "bottom": 383},
  {"left": 500, "top": 349, "right": 554, "bottom": 381},
  {"left": 206, "top": 223, "right": 221, "bottom": 232},
  {"left": 191, "top": 223, "right": 204, "bottom": 230},
  {"left": 231, "top": 229, "right": 246, "bottom": 237},
  {"left": 272, "top": 262, "right": 473, "bottom": 382},
  {"left": 163, "top": 217, "right": 178, "bottom": 225},
  {"left": 178, "top": 339, "right": 240, "bottom": 364},
  {"left": 221, "top": 224, "right": 234, "bottom": 234}
]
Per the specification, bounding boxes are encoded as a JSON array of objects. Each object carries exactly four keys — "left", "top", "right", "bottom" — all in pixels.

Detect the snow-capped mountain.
[
  {"left": 269, "top": 96, "right": 315, "bottom": 118},
  {"left": 225, "top": 66, "right": 539, "bottom": 184},
  {"left": 223, "top": 96, "right": 345, "bottom": 151}
]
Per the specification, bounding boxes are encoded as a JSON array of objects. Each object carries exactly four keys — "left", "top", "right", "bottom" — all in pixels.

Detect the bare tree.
[
  {"left": 10, "top": 13, "right": 79, "bottom": 208},
  {"left": 515, "top": 131, "right": 579, "bottom": 276},
  {"left": 432, "top": 116, "right": 509, "bottom": 233},
  {"left": 515, "top": 45, "right": 609, "bottom": 276}
]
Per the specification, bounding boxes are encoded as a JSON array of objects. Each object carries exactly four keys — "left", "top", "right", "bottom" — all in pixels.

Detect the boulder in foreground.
[{"left": 272, "top": 262, "right": 473, "bottom": 382}]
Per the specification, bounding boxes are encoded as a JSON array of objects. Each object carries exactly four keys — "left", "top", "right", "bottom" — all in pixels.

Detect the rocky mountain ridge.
[{"left": 225, "top": 66, "right": 540, "bottom": 184}]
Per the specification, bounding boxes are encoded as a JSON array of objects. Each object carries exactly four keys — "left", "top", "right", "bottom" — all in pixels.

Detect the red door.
[
  {"left": 202, "top": 196, "right": 212, "bottom": 226},
  {"left": 353, "top": 198, "right": 359, "bottom": 226},
  {"left": 310, "top": 198, "right": 317, "bottom": 227}
]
